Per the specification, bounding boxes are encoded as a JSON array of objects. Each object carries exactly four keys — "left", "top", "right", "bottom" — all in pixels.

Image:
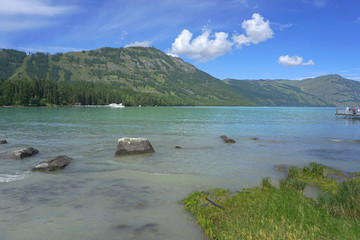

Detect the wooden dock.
[{"left": 335, "top": 108, "right": 360, "bottom": 119}]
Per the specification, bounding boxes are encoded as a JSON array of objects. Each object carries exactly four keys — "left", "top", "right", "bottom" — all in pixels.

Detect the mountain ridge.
[
  {"left": 225, "top": 74, "right": 360, "bottom": 107},
  {"left": 1, "top": 47, "right": 359, "bottom": 106},
  {"left": 0, "top": 47, "right": 254, "bottom": 106}
]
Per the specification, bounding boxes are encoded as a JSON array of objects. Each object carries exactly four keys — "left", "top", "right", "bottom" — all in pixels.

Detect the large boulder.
[
  {"left": 115, "top": 138, "right": 155, "bottom": 156},
  {"left": 0, "top": 147, "right": 39, "bottom": 160},
  {"left": 32, "top": 155, "right": 73, "bottom": 171}
]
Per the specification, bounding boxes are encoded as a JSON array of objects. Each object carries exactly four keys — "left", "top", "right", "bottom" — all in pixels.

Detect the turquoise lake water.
[{"left": 0, "top": 107, "right": 360, "bottom": 239}]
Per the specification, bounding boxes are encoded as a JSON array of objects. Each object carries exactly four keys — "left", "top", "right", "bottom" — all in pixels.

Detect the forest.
[{"left": 0, "top": 78, "right": 189, "bottom": 107}]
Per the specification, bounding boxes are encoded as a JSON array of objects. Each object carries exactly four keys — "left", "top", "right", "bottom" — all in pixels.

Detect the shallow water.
[{"left": 0, "top": 107, "right": 360, "bottom": 239}]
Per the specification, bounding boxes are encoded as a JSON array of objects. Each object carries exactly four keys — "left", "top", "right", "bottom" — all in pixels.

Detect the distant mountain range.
[
  {"left": 0, "top": 47, "right": 359, "bottom": 106},
  {"left": 225, "top": 74, "right": 360, "bottom": 106}
]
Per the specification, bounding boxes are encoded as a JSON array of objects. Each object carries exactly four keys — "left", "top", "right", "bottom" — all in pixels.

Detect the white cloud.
[
  {"left": 0, "top": 0, "right": 75, "bottom": 16},
  {"left": 168, "top": 13, "right": 273, "bottom": 62},
  {"left": 278, "top": 55, "right": 315, "bottom": 67},
  {"left": 0, "top": 0, "right": 76, "bottom": 33},
  {"left": 168, "top": 28, "right": 233, "bottom": 62},
  {"left": 125, "top": 41, "right": 152, "bottom": 48},
  {"left": 302, "top": 59, "right": 315, "bottom": 66},
  {"left": 232, "top": 13, "right": 273, "bottom": 48}
]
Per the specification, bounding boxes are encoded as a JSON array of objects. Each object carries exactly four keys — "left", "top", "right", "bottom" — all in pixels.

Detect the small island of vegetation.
[{"left": 183, "top": 163, "right": 360, "bottom": 239}]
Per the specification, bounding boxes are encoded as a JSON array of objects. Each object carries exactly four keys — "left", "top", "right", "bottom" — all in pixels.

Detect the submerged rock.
[
  {"left": 134, "top": 223, "right": 159, "bottom": 234},
  {"left": 0, "top": 147, "right": 39, "bottom": 160},
  {"left": 220, "top": 135, "right": 236, "bottom": 144},
  {"left": 0, "top": 139, "right": 7, "bottom": 144},
  {"left": 32, "top": 155, "right": 73, "bottom": 171},
  {"left": 115, "top": 138, "right": 155, "bottom": 156},
  {"left": 175, "top": 146, "right": 184, "bottom": 149}
]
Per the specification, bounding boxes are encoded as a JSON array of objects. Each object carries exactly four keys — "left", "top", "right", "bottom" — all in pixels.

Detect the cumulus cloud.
[
  {"left": 278, "top": 55, "right": 315, "bottom": 67},
  {"left": 125, "top": 41, "right": 152, "bottom": 48},
  {"left": 168, "top": 13, "right": 273, "bottom": 62},
  {"left": 302, "top": 59, "right": 315, "bottom": 66},
  {"left": 232, "top": 13, "right": 273, "bottom": 48},
  {"left": 168, "top": 28, "right": 233, "bottom": 62},
  {"left": 0, "top": 0, "right": 75, "bottom": 16}
]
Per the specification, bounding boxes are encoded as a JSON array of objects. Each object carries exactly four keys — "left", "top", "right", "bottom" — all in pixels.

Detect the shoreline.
[{"left": 183, "top": 163, "right": 360, "bottom": 239}]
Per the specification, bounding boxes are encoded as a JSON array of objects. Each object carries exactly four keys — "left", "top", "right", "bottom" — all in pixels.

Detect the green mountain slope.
[
  {"left": 0, "top": 49, "right": 27, "bottom": 80},
  {"left": 1, "top": 47, "right": 254, "bottom": 106},
  {"left": 225, "top": 75, "right": 360, "bottom": 107},
  {"left": 224, "top": 79, "right": 327, "bottom": 106},
  {"left": 283, "top": 74, "right": 360, "bottom": 107}
]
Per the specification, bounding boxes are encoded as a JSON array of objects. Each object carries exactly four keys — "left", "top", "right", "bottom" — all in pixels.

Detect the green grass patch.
[
  {"left": 184, "top": 163, "right": 360, "bottom": 239},
  {"left": 277, "top": 162, "right": 341, "bottom": 194}
]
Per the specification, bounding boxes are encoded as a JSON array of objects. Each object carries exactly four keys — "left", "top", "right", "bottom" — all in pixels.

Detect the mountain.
[
  {"left": 224, "top": 78, "right": 327, "bottom": 106},
  {"left": 0, "top": 49, "right": 27, "bottom": 80},
  {"left": 0, "top": 47, "right": 254, "bottom": 106},
  {"left": 283, "top": 75, "right": 360, "bottom": 107},
  {"left": 225, "top": 75, "right": 360, "bottom": 107},
  {"left": 1, "top": 48, "right": 359, "bottom": 107}
]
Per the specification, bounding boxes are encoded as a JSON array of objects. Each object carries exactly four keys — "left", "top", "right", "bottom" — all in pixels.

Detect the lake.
[{"left": 0, "top": 107, "right": 359, "bottom": 240}]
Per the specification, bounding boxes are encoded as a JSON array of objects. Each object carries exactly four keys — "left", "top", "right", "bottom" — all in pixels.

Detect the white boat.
[
  {"left": 335, "top": 107, "right": 360, "bottom": 119},
  {"left": 108, "top": 103, "right": 125, "bottom": 108}
]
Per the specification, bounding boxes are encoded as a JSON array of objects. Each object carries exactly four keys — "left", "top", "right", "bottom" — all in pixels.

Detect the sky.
[{"left": 1, "top": 0, "right": 360, "bottom": 80}]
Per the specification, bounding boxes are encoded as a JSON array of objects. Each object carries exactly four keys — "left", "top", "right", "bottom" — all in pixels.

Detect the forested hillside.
[
  {"left": 0, "top": 78, "right": 183, "bottom": 106},
  {"left": 0, "top": 47, "right": 254, "bottom": 106},
  {"left": 225, "top": 75, "right": 360, "bottom": 107}
]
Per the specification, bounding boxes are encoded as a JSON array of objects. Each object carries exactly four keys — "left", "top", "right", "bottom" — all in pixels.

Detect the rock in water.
[
  {"left": 220, "top": 135, "right": 236, "bottom": 144},
  {"left": 0, "top": 139, "right": 7, "bottom": 144},
  {"left": 115, "top": 138, "right": 155, "bottom": 156},
  {"left": 0, "top": 147, "right": 39, "bottom": 160},
  {"left": 32, "top": 155, "right": 73, "bottom": 171}
]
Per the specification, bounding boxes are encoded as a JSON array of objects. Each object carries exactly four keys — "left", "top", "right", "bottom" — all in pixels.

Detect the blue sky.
[{"left": 1, "top": 0, "right": 359, "bottom": 80}]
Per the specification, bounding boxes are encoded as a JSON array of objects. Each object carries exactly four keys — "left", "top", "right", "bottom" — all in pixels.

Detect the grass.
[
  {"left": 282, "top": 162, "right": 340, "bottom": 194},
  {"left": 183, "top": 163, "right": 360, "bottom": 240}
]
